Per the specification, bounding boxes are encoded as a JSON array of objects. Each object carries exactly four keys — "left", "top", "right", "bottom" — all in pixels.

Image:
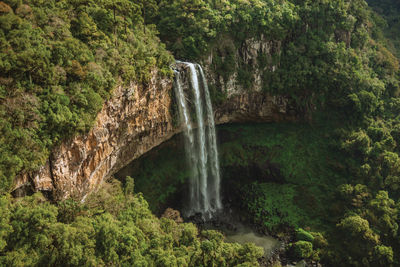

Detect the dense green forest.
[
  {"left": 1, "top": 0, "right": 400, "bottom": 266},
  {"left": 0, "top": 0, "right": 173, "bottom": 193},
  {"left": 367, "top": 0, "right": 400, "bottom": 57},
  {"left": 0, "top": 179, "right": 263, "bottom": 266}
]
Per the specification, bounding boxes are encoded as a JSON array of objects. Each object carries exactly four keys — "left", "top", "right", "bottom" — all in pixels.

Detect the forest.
[{"left": 1, "top": 0, "right": 400, "bottom": 266}]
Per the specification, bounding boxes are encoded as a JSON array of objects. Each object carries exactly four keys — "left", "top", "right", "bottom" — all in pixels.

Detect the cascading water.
[
  {"left": 174, "top": 62, "right": 222, "bottom": 219},
  {"left": 199, "top": 66, "right": 222, "bottom": 210}
]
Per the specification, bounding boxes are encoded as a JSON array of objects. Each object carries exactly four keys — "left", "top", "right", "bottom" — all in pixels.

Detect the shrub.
[
  {"left": 296, "top": 228, "right": 314, "bottom": 243},
  {"left": 292, "top": 241, "right": 313, "bottom": 259}
]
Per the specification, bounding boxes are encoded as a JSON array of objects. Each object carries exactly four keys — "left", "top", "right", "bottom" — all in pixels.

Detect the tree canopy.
[{"left": 1, "top": 0, "right": 400, "bottom": 266}]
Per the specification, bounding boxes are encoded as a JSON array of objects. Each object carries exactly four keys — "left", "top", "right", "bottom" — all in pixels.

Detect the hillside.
[{"left": 1, "top": 0, "right": 400, "bottom": 266}]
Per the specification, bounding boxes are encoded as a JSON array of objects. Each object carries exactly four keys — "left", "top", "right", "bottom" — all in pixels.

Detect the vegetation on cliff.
[
  {"left": 219, "top": 123, "right": 400, "bottom": 266},
  {"left": 0, "top": 0, "right": 173, "bottom": 193},
  {"left": 367, "top": 0, "right": 400, "bottom": 57},
  {"left": 153, "top": 1, "right": 400, "bottom": 264},
  {"left": 1, "top": 0, "right": 400, "bottom": 266},
  {"left": 130, "top": 120, "right": 400, "bottom": 266}
]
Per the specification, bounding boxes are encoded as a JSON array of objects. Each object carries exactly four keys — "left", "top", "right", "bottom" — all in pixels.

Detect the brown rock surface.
[{"left": 14, "top": 70, "right": 178, "bottom": 200}]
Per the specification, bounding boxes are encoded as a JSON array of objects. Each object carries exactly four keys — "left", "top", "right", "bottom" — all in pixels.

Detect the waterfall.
[
  {"left": 173, "top": 70, "right": 200, "bottom": 211},
  {"left": 174, "top": 62, "right": 222, "bottom": 219},
  {"left": 199, "top": 66, "right": 222, "bottom": 210}
]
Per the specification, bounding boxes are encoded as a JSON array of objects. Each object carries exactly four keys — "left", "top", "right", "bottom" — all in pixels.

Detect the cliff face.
[
  {"left": 13, "top": 38, "right": 302, "bottom": 200},
  {"left": 205, "top": 35, "right": 299, "bottom": 123},
  {"left": 14, "top": 72, "right": 177, "bottom": 200}
]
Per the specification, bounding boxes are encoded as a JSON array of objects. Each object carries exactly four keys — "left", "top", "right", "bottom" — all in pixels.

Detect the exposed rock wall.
[
  {"left": 215, "top": 93, "right": 298, "bottom": 124},
  {"left": 14, "top": 71, "right": 178, "bottom": 200},
  {"left": 204, "top": 35, "right": 281, "bottom": 97},
  {"left": 13, "top": 38, "right": 303, "bottom": 200},
  {"left": 204, "top": 35, "right": 298, "bottom": 123}
]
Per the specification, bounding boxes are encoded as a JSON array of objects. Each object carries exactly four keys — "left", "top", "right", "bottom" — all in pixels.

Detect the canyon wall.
[
  {"left": 13, "top": 72, "right": 178, "bottom": 200},
  {"left": 13, "top": 38, "right": 302, "bottom": 200}
]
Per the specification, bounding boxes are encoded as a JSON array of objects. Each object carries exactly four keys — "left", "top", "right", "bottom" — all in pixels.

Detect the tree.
[
  {"left": 137, "top": 0, "right": 158, "bottom": 32},
  {"left": 0, "top": 195, "right": 11, "bottom": 252},
  {"left": 367, "top": 191, "right": 399, "bottom": 241},
  {"left": 335, "top": 215, "right": 380, "bottom": 265}
]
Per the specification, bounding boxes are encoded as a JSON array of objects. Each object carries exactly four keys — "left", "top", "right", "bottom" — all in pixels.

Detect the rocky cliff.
[
  {"left": 13, "top": 71, "right": 177, "bottom": 200},
  {"left": 205, "top": 35, "right": 299, "bottom": 123},
  {"left": 12, "top": 38, "right": 303, "bottom": 200}
]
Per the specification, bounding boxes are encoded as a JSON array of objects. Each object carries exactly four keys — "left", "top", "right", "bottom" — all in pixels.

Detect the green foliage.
[
  {"left": 332, "top": 215, "right": 380, "bottom": 265},
  {"left": 0, "top": 180, "right": 263, "bottom": 266},
  {"left": 218, "top": 122, "right": 400, "bottom": 265},
  {"left": 154, "top": 0, "right": 299, "bottom": 96},
  {"left": 327, "top": 185, "right": 399, "bottom": 266},
  {"left": 0, "top": 0, "right": 173, "bottom": 193},
  {"left": 373, "top": 245, "right": 394, "bottom": 266},
  {"left": 199, "top": 230, "right": 264, "bottom": 266},
  {"left": 0, "top": 195, "right": 12, "bottom": 252},
  {"left": 1, "top": 0, "right": 400, "bottom": 266},
  {"left": 241, "top": 182, "right": 303, "bottom": 232},
  {"left": 154, "top": 0, "right": 400, "bottom": 116},
  {"left": 219, "top": 123, "right": 348, "bottom": 231},
  {"left": 116, "top": 139, "right": 190, "bottom": 212},
  {"left": 367, "top": 0, "right": 400, "bottom": 57},
  {"left": 236, "top": 66, "right": 254, "bottom": 90},
  {"left": 337, "top": 215, "right": 379, "bottom": 246},
  {"left": 296, "top": 228, "right": 314, "bottom": 243},
  {"left": 367, "top": 191, "right": 399, "bottom": 240},
  {"left": 151, "top": 0, "right": 400, "bottom": 265},
  {"left": 57, "top": 199, "right": 84, "bottom": 224},
  {"left": 291, "top": 241, "right": 313, "bottom": 259},
  {"left": 156, "top": 0, "right": 297, "bottom": 60}
]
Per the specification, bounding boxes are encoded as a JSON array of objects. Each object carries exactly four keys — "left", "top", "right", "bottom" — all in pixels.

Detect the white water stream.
[{"left": 174, "top": 62, "right": 222, "bottom": 218}]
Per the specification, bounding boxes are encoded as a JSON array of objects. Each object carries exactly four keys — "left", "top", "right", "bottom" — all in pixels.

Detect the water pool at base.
[{"left": 224, "top": 226, "right": 280, "bottom": 256}]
